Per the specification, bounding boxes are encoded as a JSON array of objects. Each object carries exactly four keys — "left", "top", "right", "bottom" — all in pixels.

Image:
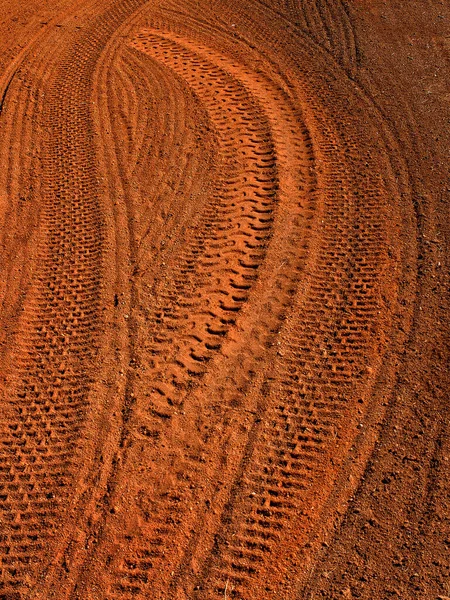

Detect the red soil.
[{"left": 0, "top": 1, "right": 448, "bottom": 599}]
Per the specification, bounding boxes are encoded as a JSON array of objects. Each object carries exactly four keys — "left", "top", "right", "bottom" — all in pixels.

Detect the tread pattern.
[
  {"left": 283, "top": 0, "right": 358, "bottom": 75},
  {"left": 74, "top": 27, "right": 319, "bottom": 599},
  {"left": 128, "top": 32, "right": 284, "bottom": 409},
  {"left": 67, "top": 20, "right": 409, "bottom": 599},
  {"left": 0, "top": 0, "right": 149, "bottom": 594}
]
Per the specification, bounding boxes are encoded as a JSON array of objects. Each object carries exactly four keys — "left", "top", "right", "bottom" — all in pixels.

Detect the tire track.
[
  {"left": 136, "top": 4, "right": 415, "bottom": 598},
  {"left": 0, "top": 77, "right": 41, "bottom": 369},
  {"left": 0, "top": 1, "right": 153, "bottom": 595},
  {"left": 300, "top": 4, "right": 449, "bottom": 596},
  {"left": 128, "top": 32, "right": 283, "bottom": 407},
  {"left": 0, "top": 4, "right": 89, "bottom": 373},
  {"left": 70, "top": 26, "right": 319, "bottom": 598},
  {"left": 193, "top": 149, "right": 398, "bottom": 597},
  {"left": 35, "top": 7, "right": 220, "bottom": 592},
  {"left": 269, "top": 0, "right": 358, "bottom": 75},
  {"left": 71, "top": 2, "right": 415, "bottom": 593}
]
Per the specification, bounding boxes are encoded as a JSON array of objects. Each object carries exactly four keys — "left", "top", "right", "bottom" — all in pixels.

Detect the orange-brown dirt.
[{"left": 0, "top": 1, "right": 448, "bottom": 599}]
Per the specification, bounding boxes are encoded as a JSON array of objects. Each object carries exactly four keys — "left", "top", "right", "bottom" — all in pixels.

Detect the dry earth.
[{"left": 0, "top": 0, "right": 449, "bottom": 599}]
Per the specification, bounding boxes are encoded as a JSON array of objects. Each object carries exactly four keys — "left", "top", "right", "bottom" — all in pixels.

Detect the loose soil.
[{"left": 0, "top": 1, "right": 448, "bottom": 599}]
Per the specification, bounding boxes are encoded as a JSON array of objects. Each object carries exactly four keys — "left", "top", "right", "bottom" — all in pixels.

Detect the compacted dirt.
[{"left": 0, "top": 1, "right": 449, "bottom": 598}]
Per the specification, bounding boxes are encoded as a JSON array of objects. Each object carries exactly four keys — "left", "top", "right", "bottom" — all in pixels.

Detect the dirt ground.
[{"left": 0, "top": 1, "right": 448, "bottom": 598}]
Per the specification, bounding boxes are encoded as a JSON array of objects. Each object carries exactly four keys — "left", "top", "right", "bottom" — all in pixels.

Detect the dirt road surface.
[{"left": 0, "top": 1, "right": 448, "bottom": 598}]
